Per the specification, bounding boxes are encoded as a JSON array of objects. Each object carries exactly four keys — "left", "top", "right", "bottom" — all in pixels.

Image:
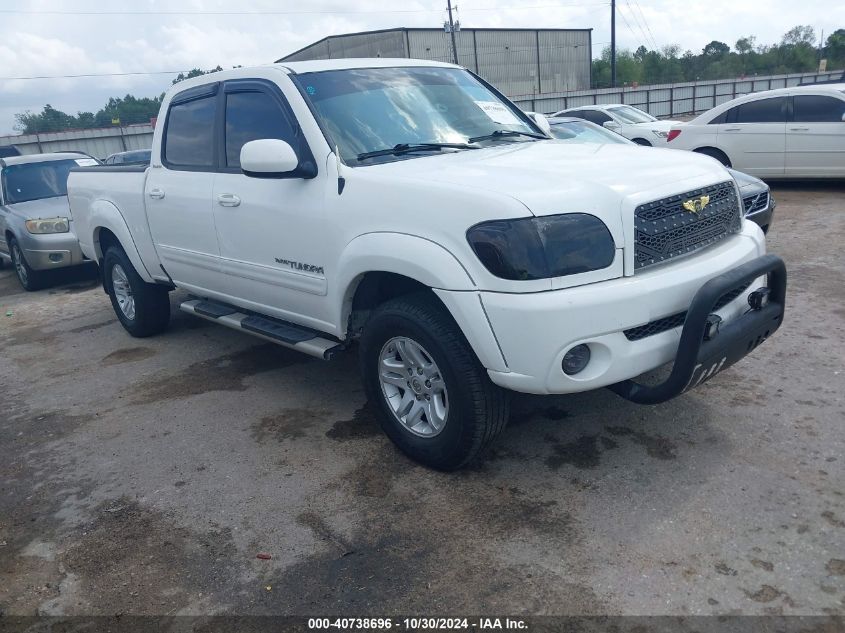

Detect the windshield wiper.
[
  {"left": 468, "top": 129, "right": 547, "bottom": 143},
  {"left": 357, "top": 142, "right": 478, "bottom": 162}
]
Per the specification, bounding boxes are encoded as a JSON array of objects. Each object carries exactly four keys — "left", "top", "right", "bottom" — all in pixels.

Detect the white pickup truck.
[{"left": 68, "top": 59, "right": 786, "bottom": 470}]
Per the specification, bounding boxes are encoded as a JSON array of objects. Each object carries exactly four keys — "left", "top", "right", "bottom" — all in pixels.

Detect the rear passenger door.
[
  {"left": 717, "top": 97, "right": 786, "bottom": 177},
  {"left": 212, "top": 79, "right": 326, "bottom": 327},
  {"left": 786, "top": 94, "right": 845, "bottom": 177},
  {"left": 145, "top": 83, "right": 221, "bottom": 293}
]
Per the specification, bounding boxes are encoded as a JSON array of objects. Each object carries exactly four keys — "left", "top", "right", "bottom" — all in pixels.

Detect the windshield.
[
  {"left": 607, "top": 105, "right": 656, "bottom": 124},
  {"left": 1, "top": 159, "right": 81, "bottom": 204},
  {"left": 549, "top": 121, "right": 631, "bottom": 144},
  {"left": 292, "top": 66, "right": 539, "bottom": 164}
]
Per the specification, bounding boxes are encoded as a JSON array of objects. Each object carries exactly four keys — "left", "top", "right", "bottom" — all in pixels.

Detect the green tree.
[
  {"left": 825, "top": 29, "right": 845, "bottom": 64},
  {"left": 172, "top": 65, "right": 223, "bottom": 85},
  {"left": 703, "top": 40, "right": 730, "bottom": 58}
]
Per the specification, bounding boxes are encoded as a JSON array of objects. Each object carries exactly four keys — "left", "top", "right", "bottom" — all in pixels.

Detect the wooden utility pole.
[
  {"left": 611, "top": 0, "right": 617, "bottom": 87},
  {"left": 447, "top": 0, "right": 459, "bottom": 65}
]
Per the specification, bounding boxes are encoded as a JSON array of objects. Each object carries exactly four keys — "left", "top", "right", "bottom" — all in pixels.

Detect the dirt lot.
[{"left": 1, "top": 182, "right": 843, "bottom": 619}]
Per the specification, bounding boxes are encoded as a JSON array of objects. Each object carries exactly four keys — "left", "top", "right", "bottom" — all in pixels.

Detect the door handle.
[
  {"left": 217, "top": 193, "right": 241, "bottom": 207},
  {"left": 148, "top": 188, "right": 165, "bottom": 200},
  {"left": 723, "top": 127, "right": 741, "bottom": 132},
  {"left": 789, "top": 127, "right": 809, "bottom": 132}
]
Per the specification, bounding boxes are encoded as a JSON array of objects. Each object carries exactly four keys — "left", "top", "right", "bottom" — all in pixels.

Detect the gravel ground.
[{"left": 0, "top": 182, "right": 843, "bottom": 619}]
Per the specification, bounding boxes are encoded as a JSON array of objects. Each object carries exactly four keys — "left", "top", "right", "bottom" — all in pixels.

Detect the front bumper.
[
  {"left": 464, "top": 225, "right": 780, "bottom": 397},
  {"left": 19, "top": 229, "right": 86, "bottom": 271}
]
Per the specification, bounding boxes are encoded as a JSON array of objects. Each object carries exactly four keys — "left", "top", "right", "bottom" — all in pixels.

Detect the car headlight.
[
  {"left": 652, "top": 130, "right": 669, "bottom": 138},
  {"left": 467, "top": 213, "right": 615, "bottom": 280},
  {"left": 25, "top": 217, "right": 70, "bottom": 234}
]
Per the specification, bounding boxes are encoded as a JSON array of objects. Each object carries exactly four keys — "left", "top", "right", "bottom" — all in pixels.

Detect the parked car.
[
  {"left": 0, "top": 146, "right": 21, "bottom": 158},
  {"left": 551, "top": 103, "right": 682, "bottom": 146},
  {"left": 545, "top": 117, "right": 775, "bottom": 232},
  {"left": 0, "top": 152, "right": 98, "bottom": 290},
  {"left": 665, "top": 84, "right": 845, "bottom": 178},
  {"left": 546, "top": 116, "right": 632, "bottom": 143},
  {"left": 68, "top": 59, "right": 786, "bottom": 470},
  {"left": 103, "top": 149, "right": 152, "bottom": 166}
]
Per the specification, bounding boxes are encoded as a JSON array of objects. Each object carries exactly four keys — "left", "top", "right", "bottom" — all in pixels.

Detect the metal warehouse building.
[{"left": 277, "top": 27, "right": 592, "bottom": 98}]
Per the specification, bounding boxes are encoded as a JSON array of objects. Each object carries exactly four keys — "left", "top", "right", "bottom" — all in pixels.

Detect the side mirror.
[
  {"left": 603, "top": 121, "right": 621, "bottom": 132},
  {"left": 240, "top": 139, "right": 300, "bottom": 177},
  {"left": 527, "top": 112, "right": 552, "bottom": 136}
]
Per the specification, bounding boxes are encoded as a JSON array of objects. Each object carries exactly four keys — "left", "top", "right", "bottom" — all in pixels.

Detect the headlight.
[
  {"left": 652, "top": 130, "right": 669, "bottom": 138},
  {"left": 25, "top": 217, "right": 70, "bottom": 234},
  {"left": 467, "top": 213, "right": 615, "bottom": 280}
]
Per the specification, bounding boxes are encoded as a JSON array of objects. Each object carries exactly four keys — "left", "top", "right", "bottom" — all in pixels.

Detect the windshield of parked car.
[
  {"left": 607, "top": 105, "right": 656, "bottom": 124},
  {"left": 549, "top": 121, "right": 631, "bottom": 144},
  {"left": 292, "top": 66, "right": 540, "bottom": 164},
  {"left": 1, "top": 159, "right": 81, "bottom": 204}
]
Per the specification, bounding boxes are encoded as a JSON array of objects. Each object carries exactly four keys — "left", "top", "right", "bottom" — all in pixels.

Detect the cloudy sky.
[{"left": 1, "top": 0, "right": 843, "bottom": 135}]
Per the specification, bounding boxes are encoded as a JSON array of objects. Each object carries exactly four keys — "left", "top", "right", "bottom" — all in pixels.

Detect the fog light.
[
  {"left": 48, "top": 253, "right": 64, "bottom": 263},
  {"left": 562, "top": 344, "right": 591, "bottom": 375}
]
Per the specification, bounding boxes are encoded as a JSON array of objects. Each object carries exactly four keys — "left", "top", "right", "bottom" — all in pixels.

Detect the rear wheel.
[
  {"left": 694, "top": 147, "right": 731, "bottom": 167},
  {"left": 360, "top": 293, "right": 509, "bottom": 470},
  {"left": 9, "top": 237, "right": 48, "bottom": 291},
  {"left": 103, "top": 246, "right": 170, "bottom": 337},
  {"left": 632, "top": 138, "right": 652, "bottom": 146}
]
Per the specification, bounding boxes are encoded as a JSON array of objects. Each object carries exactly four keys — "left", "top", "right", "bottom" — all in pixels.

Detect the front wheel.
[
  {"left": 360, "top": 294, "right": 509, "bottom": 470},
  {"left": 9, "top": 237, "right": 48, "bottom": 291},
  {"left": 104, "top": 246, "right": 170, "bottom": 337}
]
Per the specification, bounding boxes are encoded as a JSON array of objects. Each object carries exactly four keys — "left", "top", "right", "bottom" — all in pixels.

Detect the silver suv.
[{"left": 0, "top": 152, "right": 96, "bottom": 290}]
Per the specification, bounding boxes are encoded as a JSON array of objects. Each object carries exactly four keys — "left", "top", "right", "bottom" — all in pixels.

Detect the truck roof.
[{"left": 276, "top": 58, "right": 459, "bottom": 74}]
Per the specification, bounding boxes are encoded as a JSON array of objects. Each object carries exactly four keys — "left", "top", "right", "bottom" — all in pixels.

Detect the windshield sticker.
[
  {"left": 474, "top": 101, "right": 521, "bottom": 125},
  {"left": 75, "top": 158, "right": 98, "bottom": 166}
]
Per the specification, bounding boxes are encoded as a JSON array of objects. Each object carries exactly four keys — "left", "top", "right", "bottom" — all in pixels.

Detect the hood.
[
  {"left": 727, "top": 168, "right": 768, "bottom": 193},
  {"left": 5, "top": 195, "right": 72, "bottom": 219},
  {"left": 368, "top": 141, "right": 731, "bottom": 218}
]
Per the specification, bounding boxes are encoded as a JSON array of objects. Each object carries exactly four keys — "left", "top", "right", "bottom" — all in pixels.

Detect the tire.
[
  {"left": 9, "top": 237, "right": 48, "bottom": 291},
  {"left": 359, "top": 293, "right": 509, "bottom": 470},
  {"left": 103, "top": 246, "right": 170, "bottom": 337},
  {"left": 694, "top": 147, "right": 731, "bottom": 167},
  {"left": 632, "top": 138, "right": 652, "bottom": 146}
]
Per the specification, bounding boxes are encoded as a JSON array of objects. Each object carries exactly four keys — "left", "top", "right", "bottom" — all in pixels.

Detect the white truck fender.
[
  {"left": 87, "top": 200, "right": 156, "bottom": 283},
  {"left": 334, "top": 232, "right": 509, "bottom": 372}
]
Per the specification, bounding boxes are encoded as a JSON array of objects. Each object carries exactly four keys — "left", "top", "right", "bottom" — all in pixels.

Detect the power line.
[
  {"left": 632, "top": 0, "right": 659, "bottom": 50},
  {"left": 1, "top": 70, "right": 189, "bottom": 81},
  {"left": 623, "top": 0, "right": 655, "bottom": 50},
  {"left": 0, "top": 4, "right": 611, "bottom": 16}
]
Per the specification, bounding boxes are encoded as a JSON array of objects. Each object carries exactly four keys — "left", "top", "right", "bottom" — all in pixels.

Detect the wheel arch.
[
  {"left": 693, "top": 146, "right": 732, "bottom": 167},
  {"left": 88, "top": 200, "right": 155, "bottom": 283}
]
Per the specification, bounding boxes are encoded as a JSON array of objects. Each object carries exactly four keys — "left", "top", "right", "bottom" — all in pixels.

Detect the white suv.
[{"left": 665, "top": 84, "right": 845, "bottom": 178}]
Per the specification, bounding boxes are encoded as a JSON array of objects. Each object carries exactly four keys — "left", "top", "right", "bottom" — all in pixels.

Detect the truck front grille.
[{"left": 634, "top": 181, "right": 742, "bottom": 270}]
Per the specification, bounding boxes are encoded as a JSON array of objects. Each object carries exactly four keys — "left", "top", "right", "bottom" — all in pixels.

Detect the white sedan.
[
  {"left": 552, "top": 103, "right": 682, "bottom": 146},
  {"left": 665, "top": 84, "right": 845, "bottom": 178}
]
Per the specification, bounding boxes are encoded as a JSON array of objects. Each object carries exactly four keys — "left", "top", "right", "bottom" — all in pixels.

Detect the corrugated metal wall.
[
  {"left": 0, "top": 125, "right": 154, "bottom": 159},
  {"left": 280, "top": 28, "right": 592, "bottom": 95}
]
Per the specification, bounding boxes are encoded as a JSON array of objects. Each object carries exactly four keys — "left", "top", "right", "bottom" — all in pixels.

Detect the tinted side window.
[
  {"left": 578, "top": 110, "right": 612, "bottom": 124},
  {"left": 164, "top": 96, "right": 216, "bottom": 168},
  {"left": 734, "top": 97, "right": 786, "bottom": 123},
  {"left": 225, "top": 91, "right": 296, "bottom": 168},
  {"left": 793, "top": 95, "right": 845, "bottom": 122}
]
